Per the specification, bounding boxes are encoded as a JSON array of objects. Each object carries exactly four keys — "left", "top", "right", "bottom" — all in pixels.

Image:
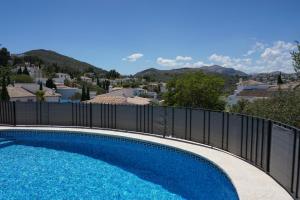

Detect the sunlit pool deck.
[{"left": 0, "top": 126, "right": 292, "bottom": 200}]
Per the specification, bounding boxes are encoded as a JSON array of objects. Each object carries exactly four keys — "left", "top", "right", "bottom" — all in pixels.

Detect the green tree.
[
  {"left": 0, "top": 48, "right": 11, "bottom": 67},
  {"left": 0, "top": 77, "right": 10, "bottom": 101},
  {"left": 17, "top": 67, "right": 22, "bottom": 74},
  {"left": 100, "top": 80, "right": 110, "bottom": 91},
  {"left": 46, "top": 78, "right": 56, "bottom": 89},
  {"left": 36, "top": 90, "right": 45, "bottom": 102},
  {"left": 39, "top": 82, "right": 43, "bottom": 90},
  {"left": 86, "top": 87, "right": 90, "bottom": 100},
  {"left": 291, "top": 41, "right": 300, "bottom": 72},
  {"left": 23, "top": 66, "right": 30, "bottom": 75},
  {"left": 81, "top": 85, "right": 86, "bottom": 101},
  {"left": 106, "top": 69, "right": 120, "bottom": 79},
  {"left": 277, "top": 72, "right": 284, "bottom": 85},
  {"left": 163, "top": 72, "right": 225, "bottom": 110},
  {"left": 12, "top": 74, "right": 33, "bottom": 83},
  {"left": 13, "top": 56, "right": 24, "bottom": 66}
]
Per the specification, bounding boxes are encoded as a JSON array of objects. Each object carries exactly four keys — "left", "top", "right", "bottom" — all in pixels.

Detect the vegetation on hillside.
[
  {"left": 163, "top": 72, "right": 226, "bottom": 110},
  {"left": 229, "top": 90, "right": 300, "bottom": 128},
  {"left": 24, "top": 49, "right": 107, "bottom": 77},
  {"left": 11, "top": 74, "right": 33, "bottom": 83}
]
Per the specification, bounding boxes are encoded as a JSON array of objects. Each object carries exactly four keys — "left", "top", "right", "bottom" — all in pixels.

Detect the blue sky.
[{"left": 1, "top": 0, "right": 299, "bottom": 74}]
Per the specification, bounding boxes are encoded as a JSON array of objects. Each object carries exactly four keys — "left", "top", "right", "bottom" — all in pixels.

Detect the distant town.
[{"left": 0, "top": 48, "right": 299, "bottom": 106}]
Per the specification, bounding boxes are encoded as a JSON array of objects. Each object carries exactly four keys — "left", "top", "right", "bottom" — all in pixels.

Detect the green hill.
[
  {"left": 134, "top": 65, "right": 247, "bottom": 81},
  {"left": 22, "top": 49, "right": 107, "bottom": 75}
]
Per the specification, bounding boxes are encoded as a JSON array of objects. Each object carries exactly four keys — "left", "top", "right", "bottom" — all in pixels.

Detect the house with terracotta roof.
[
  {"left": 86, "top": 88, "right": 152, "bottom": 105},
  {"left": 8, "top": 84, "right": 61, "bottom": 102},
  {"left": 7, "top": 86, "right": 36, "bottom": 102}
]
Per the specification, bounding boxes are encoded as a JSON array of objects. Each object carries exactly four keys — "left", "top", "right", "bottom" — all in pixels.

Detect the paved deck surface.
[{"left": 0, "top": 126, "right": 293, "bottom": 200}]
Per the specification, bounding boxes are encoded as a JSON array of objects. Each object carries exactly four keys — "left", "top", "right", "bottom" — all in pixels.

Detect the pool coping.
[{"left": 0, "top": 126, "right": 293, "bottom": 200}]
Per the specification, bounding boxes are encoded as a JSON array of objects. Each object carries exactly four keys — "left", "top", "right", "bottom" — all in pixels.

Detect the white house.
[
  {"left": 53, "top": 73, "right": 71, "bottom": 84},
  {"left": 80, "top": 76, "right": 92, "bottom": 83}
]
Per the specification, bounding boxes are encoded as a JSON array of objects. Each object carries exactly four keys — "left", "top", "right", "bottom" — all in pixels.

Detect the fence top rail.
[{"left": 7, "top": 101, "right": 300, "bottom": 132}]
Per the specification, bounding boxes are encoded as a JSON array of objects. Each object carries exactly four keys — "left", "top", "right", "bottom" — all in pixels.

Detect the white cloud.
[
  {"left": 153, "top": 40, "right": 296, "bottom": 73},
  {"left": 209, "top": 41, "right": 297, "bottom": 73},
  {"left": 244, "top": 42, "right": 266, "bottom": 56},
  {"left": 157, "top": 57, "right": 179, "bottom": 67},
  {"left": 175, "top": 56, "right": 193, "bottom": 61},
  {"left": 258, "top": 41, "right": 296, "bottom": 72},
  {"left": 123, "top": 53, "right": 143, "bottom": 62},
  {"left": 156, "top": 55, "right": 208, "bottom": 68},
  {"left": 209, "top": 54, "right": 252, "bottom": 71}
]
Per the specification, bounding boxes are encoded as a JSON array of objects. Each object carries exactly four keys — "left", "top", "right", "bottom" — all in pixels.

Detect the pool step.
[{"left": 0, "top": 138, "right": 15, "bottom": 148}]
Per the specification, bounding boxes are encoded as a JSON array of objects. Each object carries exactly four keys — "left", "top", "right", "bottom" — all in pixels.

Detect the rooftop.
[{"left": 7, "top": 86, "right": 36, "bottom": 98}]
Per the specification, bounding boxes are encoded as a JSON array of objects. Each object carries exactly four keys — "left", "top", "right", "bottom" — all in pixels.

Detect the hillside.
[
  {"left": 22, "top": 49, "right": 107, "bottom": 75},
  {"left": 134, "top": 65, "right": 247, "bottom": 81}
]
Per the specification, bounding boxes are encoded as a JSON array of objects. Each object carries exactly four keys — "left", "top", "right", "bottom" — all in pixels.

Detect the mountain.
[
  {"left": 200, "top": 65, "right": 247, "bottom": 76},
  {"left": 134, "top": 65, "right": 247, "bottom": 81},
  {"left": 21, "top": 49, "right": 107, "bottom": 74}
]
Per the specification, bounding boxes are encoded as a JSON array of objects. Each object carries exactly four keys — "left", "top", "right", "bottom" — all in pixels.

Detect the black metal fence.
[{"left": 0, "top": 101, "right": 299, "bottom": 199}]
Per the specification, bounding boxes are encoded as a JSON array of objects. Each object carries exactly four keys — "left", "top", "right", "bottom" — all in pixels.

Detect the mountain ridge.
[
  {"left": 21, "top": 49, "right": 107, "bottom": 75},
  {"left": 134, "top": 65, "right": 248, "bottom": 81}
]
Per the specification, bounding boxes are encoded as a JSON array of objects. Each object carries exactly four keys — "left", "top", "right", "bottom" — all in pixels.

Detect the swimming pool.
[{"left": 0, "top": 130, "right": 239, "bottom": 200}]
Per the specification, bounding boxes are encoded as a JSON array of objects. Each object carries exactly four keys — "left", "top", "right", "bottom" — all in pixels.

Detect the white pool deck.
[{"left": 0, "top": 126, "right": 293, "bottom": 200}]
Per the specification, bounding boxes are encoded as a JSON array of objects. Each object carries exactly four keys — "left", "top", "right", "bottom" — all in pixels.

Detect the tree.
[
  {"left": 277, "top": 72, "right": 283, "bottom": 85},
  {"left": 12, "top": 74, "right": 33, "bottom": 83},
  {"left": 23, "top": 66, "right": 30, "bottom": 75},
  {"left": 36, "top": 90, "right": 45, "bottom": 102},
  {"left": 106, "top": 69, "right": 120, "bottom": 79},
  {"left": 17, "top": 67, "right": 22, "bottom": 74},
  {"left": 0, "top": 48, "right": 11, "bottom": 67},
  {"left": 291, "top": 41, "right": 300, "bottom": 72},
  {"left": 100, "top": 80, "right": 110, "bottom": 92},
  {"left": 13, "top": 56, "right": 24, "bottom": 66},
  {"left": 163, "top": 72, "right": 226, "bottom": 110},
  {"left": 0, "top": 77, "right": 10, "bottom": 101},
  {"left": 39, "top": 82, "right": 43, "bottom": 90},
  {"left": 81, "top": 85, "right": 86, "bottom": 101},
  {"left": 86, "top": 87, "right": 90, "bottom": 100},
  {"left": 46, "top": 78, "right": 56, "bottom": 89},
  {"left": 96, "top": 77, "right": 100, "bottom": 86}
]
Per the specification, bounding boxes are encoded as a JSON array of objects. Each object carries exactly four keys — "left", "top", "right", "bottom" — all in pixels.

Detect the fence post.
[
  {"left": 189, "top": 108, "right": 192, "bottom": 140},
  {"left": 185, "top": 107, "right": 188, "bottom": 140},
  {"left": 266, "top": 120, "right": 273, "bottom": 173},
  {"left": 136, "top": 105, "right": 138, "bottom": 132},
  {"left": 13, "top": 101, "right": 16, "bottom": 126},
  {"left": 114, "top": 104, "right": 117, "bottom": 129},
  {"left": 163, "top": 106, "right": 167, "bottom": 138},
  {"left": 296, "top": 130, "right": 300, "bottom": 198},
  {"left": 90, "top": 103, "right": 92, "bottom": 128},
  {"left": 291, "top": 129, "right": 297, "bottom": 194},
  {"left": 240, "top": 115, "right": 244, "bottom": 157},
  {"left": 71, "top": 102, "right": 74, "bottom": 126},
  {"left": 222, "top": 112, "right": 225, "bottom": 149},
  {"left": 208, "top": 111, "right": 211, "bottom": 145},
  {"left": 172, "top": 107, "right": 174, "bottom": 137},
  {"left": 36, "top": 101, "right": 38, "bottom": 125},
  {"left": 226, "top": 112, "right": 229, "bottom": 150}
]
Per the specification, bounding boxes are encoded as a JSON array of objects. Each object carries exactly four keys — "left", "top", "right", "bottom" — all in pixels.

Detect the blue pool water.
[{"left": 0, "top": 130, "right": 239, "bottom": 200}]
